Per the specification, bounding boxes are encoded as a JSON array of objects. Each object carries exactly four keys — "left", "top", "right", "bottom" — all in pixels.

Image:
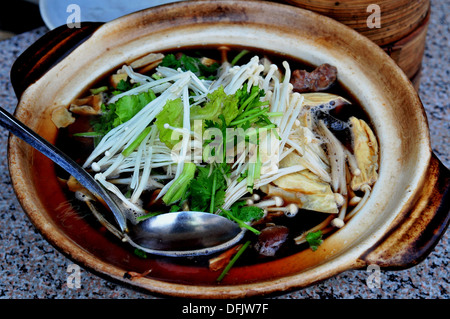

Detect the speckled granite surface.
[{"left": 0, "top": 2, "right": 448, "bottom": 299}]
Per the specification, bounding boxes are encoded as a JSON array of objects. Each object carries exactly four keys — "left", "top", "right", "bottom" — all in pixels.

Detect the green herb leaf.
[
  {"left": 189, "top": 163, "right": 228, "bottom": 213},
  {"left": 116, "top": 79, "right": 134, "bottom": 92},
  {"left": 162, "top": 162, "right": 197, "bottom": 205},
  {"left": 159, "top": 54, "right": 181, "bottom": 68},
  {"left": 180, "top": 54, "right": 200, "bottom": 73},
  {"left": 216, "top": 240, "right": 251, "bottom": 282},
  {"left": 235, "top": 84, "right": 267, "bottom": 112},
  {"left": 121, "top": 126, "right": 152, "bottom": 157},
  {"left": 190, "top": 86, "right": 239, "bottom": 125},
  {"left": 133, "top": 248, "right": 148, "bottom": 259},
  {"left": 135, "top": 211, "right": 162, "bottom": 222},
  {"left": 91, "top": 89, "right": 155, "bottom": 136},
  {"left": 228, "top": 201, "right": 264, "bottom": 223},
  {"left": 90, "top": 86, "right": 108, "bottom": 95},
  {"left": 72, "top": 132, "right": 104, "bottom": 138},
  {"left": 159, "top": 53, "right": 220, "bottom": 79},
  {"left": 220, "top": 207, "right": 261, "bottom": 236},
  {"left": 113, "top": 91, "right": 155, "bottom": 127},
  {"left": 154, "top": 98, "right": 184, "bottom": 149},
  {"left": 220, "top": 201, "right": 264, "bottom": 236},
  {"left": 169, "top": 204, "right": 181, "bottom": 212},
  {"left": 230, "top": 50, "right": 249, "bottom": 66},
  {"left": 305, "top": 230, "right": 323, "bottom": 251}
]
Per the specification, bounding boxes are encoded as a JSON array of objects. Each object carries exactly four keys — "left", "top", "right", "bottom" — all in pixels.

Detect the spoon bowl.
[
  {"left": 0, "top": 107, "right": 244, "bottom": 257},
  {"left": 126, "top": 212, "right": 246, "bottom": 257}
]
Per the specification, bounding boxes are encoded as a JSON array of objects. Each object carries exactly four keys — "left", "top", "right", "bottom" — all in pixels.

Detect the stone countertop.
[{"left": 0, "top": 2, "right": 448, "bottom": 299}]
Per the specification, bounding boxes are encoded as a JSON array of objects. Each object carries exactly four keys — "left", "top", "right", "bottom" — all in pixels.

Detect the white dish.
[{"left": 39, "top": 0, "right": 184, "bottom": 29}]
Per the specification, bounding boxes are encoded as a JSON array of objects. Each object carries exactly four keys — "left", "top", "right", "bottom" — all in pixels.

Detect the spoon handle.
[{"left": 0, "top": 107, "right": 128, "bottom": 233}]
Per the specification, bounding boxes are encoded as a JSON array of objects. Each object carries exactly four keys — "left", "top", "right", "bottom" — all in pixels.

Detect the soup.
[{"left": 52, "top": 46, "right": 379, "bottom": 279}]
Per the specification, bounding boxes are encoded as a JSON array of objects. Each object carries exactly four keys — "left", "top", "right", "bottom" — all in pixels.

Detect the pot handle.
[
  {"left": 10, "top": 22, "right": 103, "bottom": 98},
  {"left": 360, "top": 152, "right": 449, "bottom": 269}
]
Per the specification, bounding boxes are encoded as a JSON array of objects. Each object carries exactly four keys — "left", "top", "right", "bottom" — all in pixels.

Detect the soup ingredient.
[
  {"left": 264, "top": 203, "right": 299, "bottom": 218},
  {"left": 301, "top": 92, "right": 351, "bottom": 111},
  {"left": 209, "top": 243, "right": 244, "bottom": 271},
  {"left": 110, "top": 73, "right": 129, "bottom": 88},
  {"left": 189, "top": 86, "right": 240, "bottom": 126},
  {"left": 188, "top": 163, "right": 229, "bottom": 213},
  {"left": 263, "top": 168, "right": 339, "bottom": 214},
  {"left": 130, "top": 52, "right": 164, "bottom": 72},
  {"left": 220, "top": 201, "right": 264, "bottom": 235},
  {"left": 317, "top": 120, "right": 347, "bottom": 195},
  {"left": 161, "top": 162, "right": 196, "bottom": 205},
  {"left": 159, "top": 53, "right": 220, "bottom": 80},
  {"left": 154, "top": 98, "right": 184, "bottom": 149},
  {"left": 349, "top": 116, "right": 379, "bottom": 191},
  {"left": 254, "top": 225, "right": 289, "bottom": 256},
  {"left": 291, "top": 63, "right": 337, "bottom": 93},
  {"left": 216, "top": 240, "right": 251, "bottom": 282},
  {"left": 69, "top": 93, "right": 104, "bottom": 115},
  {"left": 95, "top": 89, "right": 156, "bottom": 137},
  {"left": 306, "top": 230, "right": 323, "bottom": 251},
  {"left": 52, "top": 106, "right": 75, "bottom": 128},
  {"left": 305, "top": 230, "right": 323, "bottom": 251},
  {"left": 294, "top": 215, "right": 333, "bottom": 245},
  {"left": 66, "top": 175, "right": 93, "bottom": 199}
]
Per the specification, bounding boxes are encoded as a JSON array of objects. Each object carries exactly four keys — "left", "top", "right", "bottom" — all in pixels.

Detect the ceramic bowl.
[{"left": 8, "top": 0, "right": 449, "bottom": 298}]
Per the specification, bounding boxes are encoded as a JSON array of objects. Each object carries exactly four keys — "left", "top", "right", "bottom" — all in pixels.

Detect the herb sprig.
[{"left": 159, "top": 53, "right": 220, "bottom": 80}]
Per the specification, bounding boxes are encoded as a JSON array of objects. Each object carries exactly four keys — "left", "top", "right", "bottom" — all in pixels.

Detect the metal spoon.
[{"left": 0, "top": 107, "right": 245, "bottom": 257}]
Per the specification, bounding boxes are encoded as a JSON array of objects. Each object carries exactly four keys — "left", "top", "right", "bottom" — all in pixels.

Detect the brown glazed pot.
[{"left": 7, "top": 1, "right": 449, "bottom": 298}]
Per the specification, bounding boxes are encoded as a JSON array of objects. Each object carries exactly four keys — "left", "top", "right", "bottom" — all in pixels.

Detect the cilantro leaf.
[
  {"left": 220, "top": 201, "right": 263, "bottom": 235},
  {"left": 113, "top": 92, "right": 153, "bottom": 127},
  {"left": 228, "top": 201, "right": 264, "bottom": 223},
  {"left": 189, "top": 167, "right": 213, "bottom": 211},
  {"left": 159, "top": 53, "right": 220, "bottom": 79},
  {"left": 234, "top": 83, "right": 266, "bottom": 111},
  {"left": 116, "top": 79, "right": 134, "bottom": 92},
  {"left": 91, "top": 103, "right": 116, "bottom": 137},
  {"left": 189, "top": 163, "right": 229, "bottom": 213},
  {"left": 91, "top": 89, "right": 155, "bottom": 137},
  {"left": 305, "top": 230, "right": 323, "bottom": 251},
  {"left": 159, "top": 54, "right": 181, "bottom": 69},
  {"left": 180, "top": 54, "right": 200, "bottom": 73},
  {"left": 198, "top": 61, "right": 221, "bottom": 75}
]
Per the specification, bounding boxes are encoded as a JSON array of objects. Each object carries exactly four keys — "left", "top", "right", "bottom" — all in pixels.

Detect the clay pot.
[{"left": 8, "top": 0, "right": 449, "bottom": 298}]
